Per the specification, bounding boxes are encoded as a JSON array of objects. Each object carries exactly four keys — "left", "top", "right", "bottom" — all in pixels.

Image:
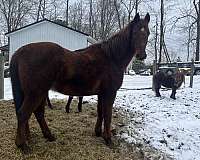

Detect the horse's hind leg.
[
  {"left": 155, "top": 87, "right": 161, "bottom": 97},
  {"left": 153, "top": 77, "right": 161, "bottom": 97},
  {"left": 46, "top": 95, "right": 53, "bottom": 109},
  {"left": 95, "top": 95, "right": 103, "bottom": 137},
  {"left": 16, "top": 96, "right": 40, "bottom": 154},
  {"left": 65, "top": 96, "right": 73, "bottom": 113},
  {"left": 102, "top": 91, "right": 116, "bottom": 145},
  {"left": 78, "top": 96, "right": 83, "bottom": 112},
  {"left": 154, "top": 83, "right": 161, "bottom": 97},
  {"left": 25, "top": 122, "right": 30, "bottom": 140},
  {"left": 170, "top": 88, "right": 176, "bottom": 99},
  {"left": 34, "top": 99, "right": 56, "bottom": 141}
]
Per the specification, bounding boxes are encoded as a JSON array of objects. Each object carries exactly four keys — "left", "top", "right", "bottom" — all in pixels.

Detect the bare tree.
[
  {"left": 171, "top": 0, "right": 198, "bottom": 61},
  {"left": 194, "top": 0, "right": 200, "bottom": 61},
  {"left": 36, "top": 0, "right": 43, "bottom": 21},
  {"left": 88, "top": 0, "right": 93, "bottom": 35},
  {"left": 0, "top": 0, "right": 32, "bottom": 32},
  {"left": 114, "top": 0, "right": 122, "bottom": 30},
  {"left": 158, "top": 0, "right": 164, "bottom": 63},
  {"left": 121, "top": 0, "right": 137, "bottom": 23}
]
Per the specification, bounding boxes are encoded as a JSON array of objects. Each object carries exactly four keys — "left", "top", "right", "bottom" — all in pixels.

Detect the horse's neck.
[{"left": 101, "top": 27, "right": 134, "bottom": 70}]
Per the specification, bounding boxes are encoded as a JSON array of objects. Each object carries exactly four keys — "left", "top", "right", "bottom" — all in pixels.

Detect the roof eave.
[{"left": 5, "top": 19, "right": 89, "bottom": 37}]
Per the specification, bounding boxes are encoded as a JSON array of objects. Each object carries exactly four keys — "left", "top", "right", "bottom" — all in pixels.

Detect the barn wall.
[{"left": 8, "top": 21, "right": 88, "bottom": 60}]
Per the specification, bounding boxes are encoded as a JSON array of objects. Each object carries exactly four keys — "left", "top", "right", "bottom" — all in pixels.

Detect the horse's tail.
[{"left": 10, "top": 57, "right": 24, "bottom": 113}]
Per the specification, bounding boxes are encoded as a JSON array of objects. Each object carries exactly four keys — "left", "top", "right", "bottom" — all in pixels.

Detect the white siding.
[{"left": 8, "top": 21, "right": 88, "bottom": 60}]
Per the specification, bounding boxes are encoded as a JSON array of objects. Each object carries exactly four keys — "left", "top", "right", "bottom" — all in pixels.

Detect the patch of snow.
[{"left": 115, "top": 75, "right": 200, "bottom": 160}]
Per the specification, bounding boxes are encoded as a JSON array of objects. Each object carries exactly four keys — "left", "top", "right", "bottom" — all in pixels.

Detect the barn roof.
[{"left": 5, "top": 19, "right": 89, "bottom": 36}]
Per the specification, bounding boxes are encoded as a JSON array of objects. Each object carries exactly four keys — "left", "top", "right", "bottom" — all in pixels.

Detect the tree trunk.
[
  {"left": 36, "top": 0, "right": 43, "bottom": 21},
  {"left": 89, "top": 0, "right": 93, "bottom": 35},
  {"left": 114, "top": 0, "right": 122, "bottom": 30},
  {"left": 135, "top": 0, "right": 138, "bottom": 14},
  {"left": 195, "top": 0, "right": 200, "bottom": 61},
  {"left": 187, "top": 26, "right": 192, "bottom": 61},
  {"left": 66, "top": 0, "right": 69, "bottom": 26},
  {"left": 155, "top": 17, "right": 158, "bottom": 63},
  {"left": 159, "top": 0, "right": 164, "bottom": 63},
  {"left": 42, "top": 0, "right": 46, "bottom": 19}
]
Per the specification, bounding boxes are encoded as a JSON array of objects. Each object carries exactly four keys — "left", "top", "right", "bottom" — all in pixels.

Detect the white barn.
[{"left": 6, "top": 19, "right": 96, "bottom": 61}]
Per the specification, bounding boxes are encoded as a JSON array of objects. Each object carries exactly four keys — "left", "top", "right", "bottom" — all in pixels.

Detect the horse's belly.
[
  {"left": 62, "top": 88, "right": 98, "bottom": 96},
  {"left": 51, "top": 82, "right": 100, "bottom": 96},
  {"left": 161, "top": 81, "right": 173, "bottom": 88}
]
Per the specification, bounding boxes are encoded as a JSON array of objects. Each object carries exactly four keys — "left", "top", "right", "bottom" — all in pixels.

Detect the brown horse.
[
  {"left": 10, "top": 13, "right": 150, "bottom": 153},
  {"left": 46, "top": 95, "right": 83, "bottom": 113},
  {"left": 153, "top": 70, "right": 185, "bottom": 99}
]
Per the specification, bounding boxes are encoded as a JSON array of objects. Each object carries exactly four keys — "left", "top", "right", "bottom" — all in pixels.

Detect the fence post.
[
  {"left": 0, "top": 54, "right": 4, "bottom": 99},
  {"left": 176, "top": 62, "right": 178, "bottom": 73},
  {"left": 190, "top": 59, "right": 194, "bottom": 88},
  {"left": 152, "top": 60, "right": 157, "bottom": 91}
]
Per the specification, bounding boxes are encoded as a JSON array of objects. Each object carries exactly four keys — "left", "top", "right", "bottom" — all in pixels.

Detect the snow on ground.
[
  {"left": 115, "top": 75, "right": 200, "bottom": 160},
  {"left": 4, "top": 75, "right": 200, "bottom": 160}
]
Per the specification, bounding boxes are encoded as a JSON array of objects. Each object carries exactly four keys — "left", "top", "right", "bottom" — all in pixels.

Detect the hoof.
[
  {"left": 103, "top": 137, "right": 113, "bottom": 146},
  {"left": 66, "top": 109, "right": 70, "bottom": 113},
  {"left": 45, "top": 134, "right": 56, "bottom": 142},
  {"left": 156, "top": 94, "right": 161, "bottom": 97},
  {"left": 95, "top": 128, "right": 102, "bottom": 137},
  {"left": 170, "top": 96, "right": 176, "bottom": 100},
  {"left": 25, "top": 132, "right": 31, "bottom": 141},
  {"left": 25, "top": 134, "right": 31, "bottom": 141},
  {"left": 17, "top": 143, "right": 32, "bottom": 154}
]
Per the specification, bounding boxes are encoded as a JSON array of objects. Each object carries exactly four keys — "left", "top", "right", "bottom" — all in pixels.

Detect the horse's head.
[{"left": 129, "top": 13, "right": 150, "bottom": 60}]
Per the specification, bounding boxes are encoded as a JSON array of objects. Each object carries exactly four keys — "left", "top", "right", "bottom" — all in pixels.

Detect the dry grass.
[{"left": 0, "top": 99, "right": 168, "bottom": 160}]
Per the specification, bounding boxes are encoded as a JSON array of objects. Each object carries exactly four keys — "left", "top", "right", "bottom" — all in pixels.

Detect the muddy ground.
[{"left": 0, "top": 99, "right": 171, "bottom": 160}]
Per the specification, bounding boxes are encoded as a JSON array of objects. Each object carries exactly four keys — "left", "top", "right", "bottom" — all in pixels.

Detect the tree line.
[{"left": 0, "top": 0, "right": 199, "bottom": 63}]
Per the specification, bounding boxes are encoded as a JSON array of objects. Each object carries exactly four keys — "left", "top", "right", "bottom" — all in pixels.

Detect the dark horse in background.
[
  {"left": 153, "top": 70, "right": 185, "bottom": 99},
  {"left": 46, "top": 95, "right": 83, "bottom": 113},
  {"left": 10, "top": 13, "right": 150, "bottom": 153}
]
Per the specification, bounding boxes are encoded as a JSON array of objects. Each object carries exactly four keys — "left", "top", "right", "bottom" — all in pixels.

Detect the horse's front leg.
[
  {"left": 170, "top": 87, "right": 176, "bottom": 99},
  {"left": 46, "top": 96, "right": 53, "bottom": 109},
  {"left": 155, "top": 87, "right": 161, "bottom": 97},
  {"left": 153, "top": 80, "right": 161, "bottom": 97},
  {"left": 78, "top": 96, "right": 83, "bottom": 112},
  {"left": 102, "top": 91, "right": 116, "bottom": 145},
  {"left": 65, "top": 96, "right": 73, "bottom": 113},
  {"left": 95, "top": 95, "right": 103, "bottom": 137}
]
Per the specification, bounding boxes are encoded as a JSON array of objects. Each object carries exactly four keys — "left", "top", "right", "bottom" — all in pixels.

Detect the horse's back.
[
  {"left": 11, "top": 42, "right": 67, "bottom": 93},
  {"left": 13, "top": 42, "right": 66, "bottom": 60}
]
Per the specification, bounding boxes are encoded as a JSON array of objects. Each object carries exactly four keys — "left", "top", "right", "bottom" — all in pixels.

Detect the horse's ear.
[
  {"left": 133, "top": 13, "right": 140, "bottom": 23},
  {"left": 145, "top": 13, "right": 150, "bottom": 23}
]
